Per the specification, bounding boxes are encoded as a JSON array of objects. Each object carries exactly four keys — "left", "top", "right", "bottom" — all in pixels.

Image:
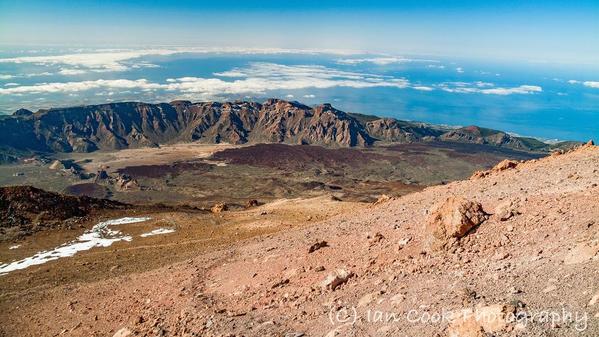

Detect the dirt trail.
[{"left": 2, "top": 145, "right": 599, "bottom": 336}]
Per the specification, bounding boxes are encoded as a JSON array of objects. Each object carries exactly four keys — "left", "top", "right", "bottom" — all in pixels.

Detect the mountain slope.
[
  {"left": 1, "top": 143, "right": 597, "bottom": 336},
  {"left": 0, "top": 100, "right": 576, "bottom": 160}
]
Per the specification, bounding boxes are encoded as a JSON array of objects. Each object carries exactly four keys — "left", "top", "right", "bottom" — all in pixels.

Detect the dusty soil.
[{"left": 0, "top": 144, "right": 597, "bottom": 336}]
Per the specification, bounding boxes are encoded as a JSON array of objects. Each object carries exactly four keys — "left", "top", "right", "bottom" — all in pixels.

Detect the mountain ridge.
[{"left": 0, "top": 99, "right": 578, "bottom": 161}]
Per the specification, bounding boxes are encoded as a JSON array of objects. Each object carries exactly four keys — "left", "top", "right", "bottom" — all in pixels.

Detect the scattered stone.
[
  {"left": 543, "top": 285, "right": 557, "bottom": 293},
  {"left": 321, "top": 269, "right": 353, "bottom": 291},
  {"left": 471, "top": 159, "right": 519, "bottom": 180},
  {"left": 112, "top": 327, "right": 132, "bottom": 337},
  {"left": 589, "top": 292, "right": 599, "bottom": 306},
  {"left": 373, "top": 194, "right": 393, "bottom": 206},
  {"left": 271, "top": 278, "right": 290, "bottom": 288},
  {"left": 563, "top": 242, "right": 599, "bottom": 265},
  {"left": 494, "top": 199, "right": 521, "bottom": 221},
  {"left": 368, "top": 232, "right": 385, "bottom": 245},
  {"left": 493, "top": 159, "right": 519, "bottom": 172},
  {"left": 470, "top": 170, "right": 489, "bottom": 180},
  {"left": 308, "top": 240, "right": 329, "bottom": 253},
  {"left": 211, "top": 203, "right": 228, "bottom": 213},
  {"left": 314, "top": 266, "right": 325, "bottom": 272},
  {"left": 245, "top": 199, "right": 259, "bottom": 208},
  {"left": 398, "top": 237, "right": 412, "bottom": 249},
  {"left": 426, "top": 197, "right": 488, "bottom": 250}
]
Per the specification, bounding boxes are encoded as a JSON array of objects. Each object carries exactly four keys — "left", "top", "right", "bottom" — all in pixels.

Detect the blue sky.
[{"left": 1, "top": 0, "right": 598, "bottom": 65}]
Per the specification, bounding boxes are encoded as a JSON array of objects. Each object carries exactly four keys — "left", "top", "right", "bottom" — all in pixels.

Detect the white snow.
[
  {"left": 8, "top": 245, "right": 21, "bottom": 250},
  {"left": 140, "top": 228, "right": 175, "bottom": 237},
  {"left": 0, "top": 217, "right": 150, "bottom": 275}
]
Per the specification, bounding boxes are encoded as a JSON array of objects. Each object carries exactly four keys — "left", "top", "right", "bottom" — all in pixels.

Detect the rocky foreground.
[{"left": 2, "top": 143, "right": 599, "bottom": 337}]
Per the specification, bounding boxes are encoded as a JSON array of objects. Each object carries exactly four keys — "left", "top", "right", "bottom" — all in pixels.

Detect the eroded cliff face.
[
  {"left": 0, "top": 99, "right": 569, "bottom": 156},
  {"left": 0, "top": 100, "right": 377, "bottom": 153}
]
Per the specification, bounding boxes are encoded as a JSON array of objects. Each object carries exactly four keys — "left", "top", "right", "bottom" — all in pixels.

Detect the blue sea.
[{"left": 0, "top": 47, "right": 597, "bottom": 142}]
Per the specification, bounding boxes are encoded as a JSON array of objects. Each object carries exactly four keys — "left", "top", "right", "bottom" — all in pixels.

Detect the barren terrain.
[{"left": 1, "top": 143, "right": 597, "bottom": 336}]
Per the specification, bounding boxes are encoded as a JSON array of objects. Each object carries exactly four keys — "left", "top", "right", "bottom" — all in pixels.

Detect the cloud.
[
  {"left": 480, "top": 85, "right": 542, "bottom": 95},
  {"left": 0, "top": 74, "right": 15, "bottom": 80},
  {"left": 456, "top": 67, "right": 464, "bottom": 73},
  {"left": 4, "top": 82, "right": 19, "bottom": 86},
  {"left": 0, "top": 47, "right": 361, "bottom": 76},
  {"left": 0, "top": 62, "right": 425, "bottom": 98},
  {"left": 0, "top": 50, "right": 172, "bottom": 73},
  {"left": 567, "top": 79, "right": 599, "bottom": 88},
  {"left": 437, "top": 82, "right": 542, "bottom": 95},
  {"left": 427, "top": 64, "right": 445, "bottom": 69},
  {"left": 0, "top": 79, "right": 163, "bottom": 95},
  {"left": 412, "top": 86, "right": 434, "bottom": 91},
  {"left": 58, "top": 68, "right": 88, "bottom": 75},
  {"left": 285, "top": 94, "right": 294, "bottom": 98},
  {"left": 303, "top": 94, "right": 316, "bottom": 98},
  {"left": 336, "top": 57, "right": 439, "bottom": 65}
]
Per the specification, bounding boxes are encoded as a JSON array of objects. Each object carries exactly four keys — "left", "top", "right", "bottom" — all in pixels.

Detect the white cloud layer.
[
  {"left": 0, "top": 62, "right": 417, "bottom": 97},
  {"left": 336, "top": 57, "right": 439, "bottom": 65},
  {"left": 437, "top": 82, "right": 542, "bottom": 95},
  {"left": 567, "top": 79, "right": 599, "bottom": 89},
  {"left": 0, "top": 47, "right": 361, "bottom": 75},
  {"left": 0, "top": 79, "right": 163, "bottom": 95}
]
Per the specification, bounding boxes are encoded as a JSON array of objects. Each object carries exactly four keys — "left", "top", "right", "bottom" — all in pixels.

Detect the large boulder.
[{"left": 426, "top": 197, "right": 488, "bottom": 250}]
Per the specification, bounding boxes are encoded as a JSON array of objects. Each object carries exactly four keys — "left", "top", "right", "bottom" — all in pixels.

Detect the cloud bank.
[
  {"left": 437, "top": 82, "right": 542, "bottom": 95},
  {"left": 336, "top": 57, "right": 439, "bottom": 66},
  {"left": 0, "top": 62, "right": 414, "bottom": 97},
  {"left": 0, "top": 47, "right": 361, "bottom": 75}
]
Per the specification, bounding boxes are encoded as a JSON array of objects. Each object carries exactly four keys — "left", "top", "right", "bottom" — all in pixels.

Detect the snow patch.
[
  {"left": 0, "top": 217, "right": 150, "bottom": 275},
  {"left": 140, "top": 228, "right": 176, "bottom": 237},
  {"left": 8, "top": 245, "right": 21, "bottom": 250}
]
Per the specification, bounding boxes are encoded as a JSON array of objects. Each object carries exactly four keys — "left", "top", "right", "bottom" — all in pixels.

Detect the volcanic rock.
[
  {"left": 0, "top": 186, "right": 126, "bottom": 239},
  {"left": 308, "top": 240, "right": 329, "bottom": 253},
  {"left": 426, "top": 197, "right": 488, "bottom": 250},
  {"left": 211, "top": 203, "right": 228, "bottom": 213},
  {"left": 321, "top": 269, "right": 353, "bottom": 290}
]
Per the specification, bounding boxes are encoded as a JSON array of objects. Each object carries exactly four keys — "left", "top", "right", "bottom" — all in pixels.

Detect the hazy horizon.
[{"left": 1, "top": 0, "right": 598, "bottom": 65}]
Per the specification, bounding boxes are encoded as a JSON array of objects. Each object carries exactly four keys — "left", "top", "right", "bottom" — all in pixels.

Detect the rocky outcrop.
[
  {"left": 0, "top": 100, "right": 571, "bottom": 158},
  {"left": 425, "top": 196, "right": 488, "bottom": 250},
  {"left": 0, "top": 186, "right": 126, "bottom": 240},
  {"left": 365, "top": 118, "right": 444, "bottom": 142},
  {"left": 470, "top": 159, "right": 519, "bottom": 179},
  {"left": 439, "top": 126, "right": 530, "bottom": 149}
]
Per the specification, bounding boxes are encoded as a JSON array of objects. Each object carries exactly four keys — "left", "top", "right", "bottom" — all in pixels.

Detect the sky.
[{"left": 1, "top": 0, "right": 598, "bottom": 65}]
